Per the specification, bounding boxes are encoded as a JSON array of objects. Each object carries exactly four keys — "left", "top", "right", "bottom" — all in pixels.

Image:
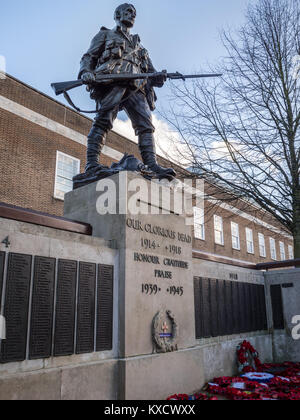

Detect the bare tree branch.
[{"left": 164, "top": 0, "right": 300, "bottom": 255}]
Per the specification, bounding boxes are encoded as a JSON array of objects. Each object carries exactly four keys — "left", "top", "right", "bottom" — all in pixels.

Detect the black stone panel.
[
  {"left": 201, "top": 278, "right": 211, "bottom": 338},
  {"left": 270, "top": 285, "right": 285, "bottom": 330},
  {"left": 210, "top": 279, "right": 219, "bottom": 337},
  {"left": 260, "top": 285, "right": 268, "bottom": 330},
  {"left": 195, "top": 276, "right": 269, "bottom": 337},
  {"left": 96, "top": 265, "right": 114, "bottom": 352},
  {"left": 194, "top": 277, "right": 204, "bottom": 339},
  {"left": 244, "top": 283, "right": 252, "bottom": 332},
  {"left": 29, "top": 257, "right": 56, "bottom": 360},
  {"left": 245, "top": 283, "right": 253, "bottom": 332},
  {"left": 232, "top": 281, "right": 240, "bottom": 334},
  {"left": 250, "top": 284, "right": 256, "bottom": 331},
  {"left": 76, "top": 262, "right": 96, "bottom": 354},
  {"left": 239, "top": 282, "right": 248, "bottom": 333},
  {"left": 54, "top": 260, "right": 77, "bottom": 357},
  {"left": 0, "top": 253, "right": 32, "bottom": 363},
  {"left": 253, "top": 285, "right": 261, "bottom": 331},
  {"left": 256, "top": 285, "right": 264, "bottom": 330},
  {"left": 217, "top": 280, "right": 227, "bottom": 337},
  {"left": 0, "top": 252, "right": 5, "bottom": 303},
  {"left": 225, "top": 281, "right": 234, "bottom": 335}
]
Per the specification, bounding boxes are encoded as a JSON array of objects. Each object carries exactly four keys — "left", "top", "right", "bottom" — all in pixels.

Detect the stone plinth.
[{"left": 64, "top": 172, "right": 197, "bottom": 398}]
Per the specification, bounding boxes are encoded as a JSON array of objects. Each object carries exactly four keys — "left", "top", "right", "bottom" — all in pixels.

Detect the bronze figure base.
[{"left": 72, "top": 154, "right": 176, "bottom": 190}]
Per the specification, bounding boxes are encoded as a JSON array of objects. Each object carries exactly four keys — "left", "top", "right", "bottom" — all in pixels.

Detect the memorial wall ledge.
[{"left": 0, "top": 202, "right": 93, "bottom": 236}]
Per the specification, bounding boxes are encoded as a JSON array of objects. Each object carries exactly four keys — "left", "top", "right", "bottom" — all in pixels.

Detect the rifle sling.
[
  {"left": 63, "top": 91, "right": 98, "bottom": 114},
  {"left": 62, "top": 82, "right": 145, "bottom": 114}
]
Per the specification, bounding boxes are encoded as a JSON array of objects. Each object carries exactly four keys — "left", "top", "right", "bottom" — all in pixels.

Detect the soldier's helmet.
[{"left": 114, "top": 4, "right": 136, "bottom": 21}]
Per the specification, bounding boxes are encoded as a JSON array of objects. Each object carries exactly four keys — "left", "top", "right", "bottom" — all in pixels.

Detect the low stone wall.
[
  {"left": 0, "top": 217, "right": 119, "bottom": 400},
  {"left": 265, "top": 269, "right": 300, "bottom": 363},
  {"left": 118, "top": 333, "right": 273, "bottom": 400},
  {"left": 0, "top": 358, "right": 118, "bottom": 400},
  {"left": 0, "top": 216, "right": 295, "bottom": 400},
  {"left": 192, "top": 257, "right": 273, "bottom": 381}
]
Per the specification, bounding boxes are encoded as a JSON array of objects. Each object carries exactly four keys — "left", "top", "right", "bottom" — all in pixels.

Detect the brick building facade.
[{"left": 0, "top": 75, "right": 294, "bottom": 265}]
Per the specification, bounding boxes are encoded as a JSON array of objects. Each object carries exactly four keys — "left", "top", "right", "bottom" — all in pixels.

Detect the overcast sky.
[{"left": 1, "top": 0, "right": 252, "bottom": 159}]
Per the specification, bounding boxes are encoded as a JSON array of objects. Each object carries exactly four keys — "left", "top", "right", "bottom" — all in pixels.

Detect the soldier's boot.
[
  {"left": 85, "top": 127, "right": 107, "bottom": 173},
  {"left": 139, "top": 132, "right": 176, "bottom": 180}
]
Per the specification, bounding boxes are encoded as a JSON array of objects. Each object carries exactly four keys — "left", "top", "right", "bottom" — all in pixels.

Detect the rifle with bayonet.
[
  {"left": 51, "top": 71, "right": 222, "bottom": 95},
  {"left": 51, "top": 71, "right": 222, "bottom": 113}
]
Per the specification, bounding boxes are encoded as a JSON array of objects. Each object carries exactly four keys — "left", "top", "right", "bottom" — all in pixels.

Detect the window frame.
[
  {"left": 258, "top": 233, "right": 266, "bottom": 258},
  {"left": 246, "top": 227, "right": 254, "bottom": 254},
  {"left": 54, "top": 151, "right": 80, "bottom": 201},
  {"left": 214, "top": 215, "right": 224, "bottom": 246},
  {"left": 193, "top": 207, "right": 205, "bottom": 241},
  {"left": 288, "top": 245, "right": 294, "bottom": 260},
  {"left": 279, "top": 241, "right": 286, "bottom": 261},
  {"left": 231, "top": 222, "right": 240, "bottom": 250},
  {"left": 269, "top": 237, "right": 277, "bottom": 261}
]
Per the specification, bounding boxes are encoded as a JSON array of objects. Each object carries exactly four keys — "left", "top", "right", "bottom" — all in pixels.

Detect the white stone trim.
[
  {"left": 212, "top": 199, "right": 293, "bottom": 241},
  {"left": 102, "top": 145, "right": 123, "bottom": 161},
  {"left": 193, "top": 249, "right": 254, "bottom": 266},
  {"left": 184, "top": 181, "right": 293, "bottom": 241},
  {"left": 0, "top": 95, "right": 123, "bottom": 162}
]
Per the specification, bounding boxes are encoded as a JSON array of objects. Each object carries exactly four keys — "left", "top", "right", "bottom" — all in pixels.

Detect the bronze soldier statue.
[
  {"left": 79, "top": 3, "right": 176, "bottom": 180},
  {"left": 51, "top": 4, "right": 222, "bottom": 187}
]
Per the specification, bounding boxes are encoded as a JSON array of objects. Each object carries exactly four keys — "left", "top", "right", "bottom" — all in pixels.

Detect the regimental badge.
[{"left": 152, "top": 310, "right": 178, "bottom": 353}]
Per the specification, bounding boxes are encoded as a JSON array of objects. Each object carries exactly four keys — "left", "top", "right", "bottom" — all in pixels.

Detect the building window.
[
  {"left": 246, "top": 228, "right": 254, "bottom": 254},
  {"left": 270, "top": 238, "right": 277, "bottom": 260},
  {"left": 279, "top": 242, "right": 286, "bottom": 261},
  {"left": 214, "top": 215, "right": 224, "bottom": 245},
  {"left": 231, "top": 222, "right": 240, "bottom": 250},
  {"left": 258, "top": 233, "right": 266, "bottom": 258},
  {"left": 288, "top": 245, "right": 294, "bottom": 260},
  {"left": 194, "top": 207, "right": 205, "bottom": 240},
  {"left": 54, "top": 151, "right": 80, "bottom": 200}
]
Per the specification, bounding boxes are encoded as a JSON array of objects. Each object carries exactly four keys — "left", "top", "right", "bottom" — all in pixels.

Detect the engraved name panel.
[
  {"left": 202, "top": 278, "right": 211, "bottom": 338},
  {"left": 96, "top": 264, "right": 114, "bottom": 352},
  {"left": 0, "top": 253, "right": 32, "bottom": 363},
  {"left": 54, "top": 260, "right": 77, "bottom": 357},
  {"left": 217, "top": 280, "right": 227, "bottom": 337},
  {"left": 270, "top": 284, "right": 284, "bottom": 330},
  {"left": 29, "top": 257, "right": 56, "bottom": 359},
  {"left": 210, "top": 279, "right": 219, "bottom": 337},
  {"left": 76, "top": 262, "right": 96, "bottom": 354},
  {"left": 194, "top": 277, "right": 204, "bottom": 339},
  {"left": 0, "top": 251, "right": 5, "bottom": 302}
]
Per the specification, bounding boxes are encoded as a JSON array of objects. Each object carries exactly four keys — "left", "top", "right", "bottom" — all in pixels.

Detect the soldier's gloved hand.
[
  {"left": 81, "top": 72, "right": 96, "bottom": 84},
  {"left": 151, "top": 71, "right": 167, "bottom": 88}
]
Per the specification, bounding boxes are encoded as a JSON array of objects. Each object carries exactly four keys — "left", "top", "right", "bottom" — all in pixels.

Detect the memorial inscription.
[
  {"left": 194, "top": 278, "right": 268, "bottom": 339},
  {"left": 210, "top": 279, "right": 219, "bottom": 337},
  {"left": 0, "top": 247, "right": 115, "bottom": 363},
  {"left": 0, "top": 251, "right": 5, "bottom": 302},
  {"left": 54, "top": 259, "right": 77, "bottom": 357},
  {"left": 123, "top": 208, "right": 194, "bottom": 355},
  {"left": 0, "top": 253, "right": 32, "bottom": 364},
  {"left": 126, "top": 218, "right": 192, "bottom": 244},
  {"left": 238, "top": 282, "right": 246, "bottom": 333},
  {"left": 96, "top": 264, "right": 114, "bottom": 352},
  {"left": 29, "top": 256, "right": 56, "bottom": 360},
  {"left": 128, "top": 218, "right": 190, "bottom": 301},
  {"left": 76, "top": 262, "right": 96, "bottom": 354},
  {"left": 232, "top": 281, "right": 240, "bottom": 334}
]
